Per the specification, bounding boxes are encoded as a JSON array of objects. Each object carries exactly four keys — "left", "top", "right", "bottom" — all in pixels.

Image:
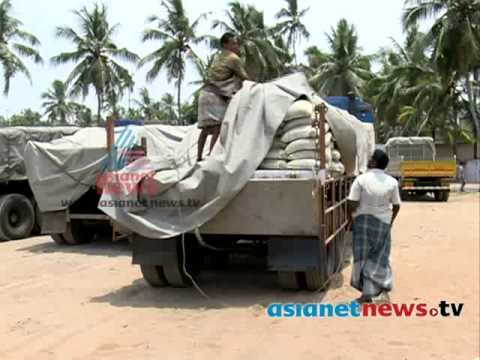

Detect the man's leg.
[
  {"left": 209, "top": 125, "right": 221, "bottom": 155},
  {"left": 197, "top": 128, "right": 210, "bottom": 162}
]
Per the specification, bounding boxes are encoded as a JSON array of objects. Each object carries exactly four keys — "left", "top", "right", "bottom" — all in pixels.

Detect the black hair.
[
  {"left": 220, "top": 32, "right": 236, "bottom": 47},
  {"left": 371, "top": 149, "right": 389, "bottom": 170}
]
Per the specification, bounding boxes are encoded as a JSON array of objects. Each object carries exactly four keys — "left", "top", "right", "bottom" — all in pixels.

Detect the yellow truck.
[{"left": 385, "top": 137, "right": 456, "bottom": 202}]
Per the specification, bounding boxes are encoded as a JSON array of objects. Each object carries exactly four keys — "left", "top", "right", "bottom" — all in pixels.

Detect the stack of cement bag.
[{"left": 259, "top": 100, "right": 345, "bottom": 176}]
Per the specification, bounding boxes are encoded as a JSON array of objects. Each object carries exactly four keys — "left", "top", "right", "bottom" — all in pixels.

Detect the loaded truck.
[
  {"left": 0, "top": 127, "right": 78, "bottom": 241},
  {"left": 132, "top": 104, "right": 354, "bottom": 291},
  {"left": 385, "top": 137, "right": 456, "bottom": 201}
]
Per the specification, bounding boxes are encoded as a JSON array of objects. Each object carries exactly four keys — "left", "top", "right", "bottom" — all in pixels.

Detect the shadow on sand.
[
  {"left": 90, "top": 269, "right": 347, "bottom": 310},
  {"left": 16, "top": 236, "right": 131, "bottom": 258}
]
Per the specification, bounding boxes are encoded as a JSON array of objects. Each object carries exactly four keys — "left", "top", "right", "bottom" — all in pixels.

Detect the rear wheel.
[
  {"left": 140, "top": 265, "right": 168, "bottom": 287},
  {"left": 441, "top": 191, "right": 450, "bottom": 202},
  {"left": 0, "top": 194, "right": 35, "bottom": 241},
  {"left": 302, "top": 270, "right": 325, "bottom": 291},
  {"left": 434, "top": 191, "right": 449, "bottom": 202},
  {"left": 277, "top": 271, "right": 301, "bottom": 290},
  {"left": 162, "top": 235, "right": 202, "bottom": 288},
  {"left": 54, "top": 221, "right": 95, "bottom": 245},
  {"left": 51, "top": 233, "right": 66, "bottom": 245}
]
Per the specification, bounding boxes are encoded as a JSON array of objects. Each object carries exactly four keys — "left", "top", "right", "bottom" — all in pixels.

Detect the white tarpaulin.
[
  {"left": 97, "top": 74, "right": 370, "bottom": 239},
  {"left": 24, "top": 73, "right": 373, "bottom": 239},
  {"left": 25, "top": 125, "right": 192, "bottom": 212},
  {"left": 0, "top": 126, "right": 78, "bottom": 182}
]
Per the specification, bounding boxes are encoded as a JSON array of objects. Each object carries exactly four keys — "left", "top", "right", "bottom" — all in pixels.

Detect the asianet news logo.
[{"left": 266, "top": 301, "right": 464, "bottom": 318}]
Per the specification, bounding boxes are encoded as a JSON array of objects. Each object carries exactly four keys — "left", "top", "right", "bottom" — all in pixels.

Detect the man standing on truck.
[
  {"left": 347, "top": 149, "right": 401, "bottom": 303},
  {"left": 196, "top": 32, "right": 250, "bottom": 162}
]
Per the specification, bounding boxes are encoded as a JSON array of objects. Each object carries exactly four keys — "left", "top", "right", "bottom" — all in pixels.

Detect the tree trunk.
[
  {"left": 177, "top": 77, "right": 182, "bottom": 126},
  {"left": 466, "top": 71, "right": 480, "bottom": 159},
  {"left": 97, "top": 92, "right": 103, "bottom": 126}
]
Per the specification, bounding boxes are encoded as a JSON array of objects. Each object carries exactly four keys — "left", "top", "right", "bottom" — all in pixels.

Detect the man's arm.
[
  {"left": 347, "top": 178, "right": 362, "bottom": 230},
  {"left": 391, "top": 183, "right": 401, "bottom": 226},
  {"left": 347, "top": 200, "right": 359, "bottom": 230},
  {"left": 227, "top": 54, "right": 250, "bottom": 81},
  {"left": 391, "top": 204, "right": 400, "bottom": 226}
]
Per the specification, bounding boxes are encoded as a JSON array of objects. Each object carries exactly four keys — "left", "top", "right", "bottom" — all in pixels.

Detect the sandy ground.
[{"left": 0, "top": 190, "right": 479, "bottom": 360}]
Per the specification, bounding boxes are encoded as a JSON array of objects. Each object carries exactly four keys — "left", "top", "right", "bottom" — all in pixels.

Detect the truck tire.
[
  {"left": 434, "top": 191, "right": 449, "bottom": 202},
  {"left": 140, "top": 265, "right": 168, "bottom": 287},
  {"left": 302, "top": 270, "right": 325, "bottom": 291},
  {"left": 59, "top": 221, "right": 95, "bottom": 245},
  {"left": 0, "top": 194, "right": 35, "bottom": 241},
  {"left": 162, "top": 236, "right": 195, "bottom": 288},
  {"left": 277, "top": 271, "right": 301, "bottom": 290},
  {"left": 51, "top": 234, "right": 66, "bottom": 245},
  {"left": 442, "top": 191, "right": 450, "bottom": 202}
]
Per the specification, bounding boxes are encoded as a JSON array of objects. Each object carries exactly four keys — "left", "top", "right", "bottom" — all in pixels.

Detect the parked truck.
[
  {"left": 0, "top": 126, "right": 78, "bottom": 241},
  {"left": 385, "top": 137, "right": 456, "bottom": 201},
  {"left": 132, "top": 104, "right": 354, "bottom": 291}
]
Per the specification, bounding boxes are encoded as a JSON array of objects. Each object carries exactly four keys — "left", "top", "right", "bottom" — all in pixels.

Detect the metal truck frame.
[{"left": 131, "top": 104, "right": 354, "bottom": 291}]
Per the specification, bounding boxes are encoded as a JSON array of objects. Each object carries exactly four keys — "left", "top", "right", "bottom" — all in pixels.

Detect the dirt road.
[{"left": 1, "top": 192, "right": 479, "bottom": 360}]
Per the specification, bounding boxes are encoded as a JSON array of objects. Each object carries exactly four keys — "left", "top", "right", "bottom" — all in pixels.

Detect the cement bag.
[
  {"left": 259, "top": 160, "right": 288, "bottom": 170},
  {"left": 281, "top": 124, "right": 331, "bottom": 144},
  {"left": 281, "top": 117, "right": 312, "bottom": 133},
  {"left": 287, "top": 159, "right": 321, "bottom": 170},
  {"left": 287, "top": 149, "right": 332, "bottom": 163},
  {"left": 271, "top": 137, "right": 286, "bottom": 149},
  {"left": 285, "top": 133, "right": 332, "bottom": 155},
  {"left": 281, "top": 117, "right": 331, "bottom": 134},
  {"left": 332, "top": 149, "right": 342, "bottom": 162},
  {"left": 265, "top": 148, "right": 286, "bottom": 160},
  {"left": 284, "top": 100, "right": 313, "bottom": 121},
  {"left": 329, "top": 161, "right": 345, "bottom": 175},
  {"left": 316, "top": 99, "right": 357, "bottom": 175}
]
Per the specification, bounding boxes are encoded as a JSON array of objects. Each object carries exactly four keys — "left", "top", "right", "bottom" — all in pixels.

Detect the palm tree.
[
  {"left": 403, "top": 0, "right": 480, "bottom": 154},
  {"left": 0, "top": 0, "right": 42, "bottom": 95},
  {"left": 307, "top": 19, "right": 372, "bottom": 96},
  {"left": 365, "top": 28, "right": 430, "bottom": 134},
  {"left": 140, "top": 0, "right": 206, "bottom": 126},
  {"left": 212, "top": 1, "right": 290, "bottom": 81},
  {"left": 274, "top": 0, "right": 310, "bottom": 65},
  {"left": 159, "top": 93, "right": 178, "bottom": 124},
  {"left": 51, "top": 3, "right": 139, "bottom": 125},
  {"left": 41, "top": 80, "right": 81, "bottom": 125},
  {"left": 134, "top": 87, "right": 163, "bottom": 121}
]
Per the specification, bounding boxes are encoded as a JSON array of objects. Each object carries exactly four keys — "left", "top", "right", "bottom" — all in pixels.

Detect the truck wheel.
[
  {"left": 277, "top": 271, "right": 301, "bottom": 290},
  {"left": 0, "top": 194, "right": 35, "bottom": 241},
  {"left": 302, "top": 270, "right": 325, "bottom": 291},
  {"left": 61, "top": 221, "right": 95, "bottom": 245},
  {"left": 51, "top": 234, "right": 66, "bottom": 245},
  {"left": 441, "top": 191, "right": 450, "bottom": 202},
  {"left": 162, "top": 236, "right": 195, "bottom": 288},
  {"left": 434, "top": 191, "right": 443, "bottom": 202},
  {"left": 140, "top": 265, "right": 168, "bottom": 287}
]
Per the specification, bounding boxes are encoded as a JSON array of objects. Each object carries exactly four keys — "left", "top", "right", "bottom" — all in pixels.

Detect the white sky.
[{"left": 0, "top": 0, "right": 407, "bottom": 117}]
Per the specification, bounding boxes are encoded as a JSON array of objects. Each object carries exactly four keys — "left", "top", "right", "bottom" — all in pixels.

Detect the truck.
[
  {"left": 385, "top": 137, "right": 457, "bottom": 201},
  {"left": 0, "top": 126, "right": 79, "bottom": 241},
  {"left": 131, "top": 104, "right": 354, "bottom": 291}
]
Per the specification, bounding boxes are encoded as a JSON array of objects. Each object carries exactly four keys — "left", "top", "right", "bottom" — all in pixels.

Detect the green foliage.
[
  {"left": 51, "top": 3, "right": 139, "bottom": 123},
  {"left": 0, "top": 0, "right": 42, "bottom": 95},
  {"left": 212, "top": 1, "right": 291, "bottom": 81},
  {"left": 306, "top": 19, "right": 373, "bottom": 96}
]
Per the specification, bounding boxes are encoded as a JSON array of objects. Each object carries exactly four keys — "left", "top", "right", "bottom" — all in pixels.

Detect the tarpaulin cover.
[
  {"left": 0, "top": 126, "right": 78, "bottom": 182},
  {"left": 24, "top": 74, "right": 373, "bottom": 239}
]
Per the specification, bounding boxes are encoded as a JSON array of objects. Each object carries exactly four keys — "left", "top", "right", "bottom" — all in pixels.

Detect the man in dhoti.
[
  {"left": 347, "top": 149, "right": 401, "bottom": 303},
  {"left": 197, "top": 32, "right": 250, "bottom": 161}
]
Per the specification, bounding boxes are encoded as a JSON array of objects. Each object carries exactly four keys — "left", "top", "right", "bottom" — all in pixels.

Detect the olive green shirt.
[{"left": 207, "top": 50, "right": 249, "bottom": 83}]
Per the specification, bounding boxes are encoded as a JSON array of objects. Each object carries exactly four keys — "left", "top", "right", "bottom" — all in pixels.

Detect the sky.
[{"left": 0, "top": 0, "right": 408, "bottom": 117}]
